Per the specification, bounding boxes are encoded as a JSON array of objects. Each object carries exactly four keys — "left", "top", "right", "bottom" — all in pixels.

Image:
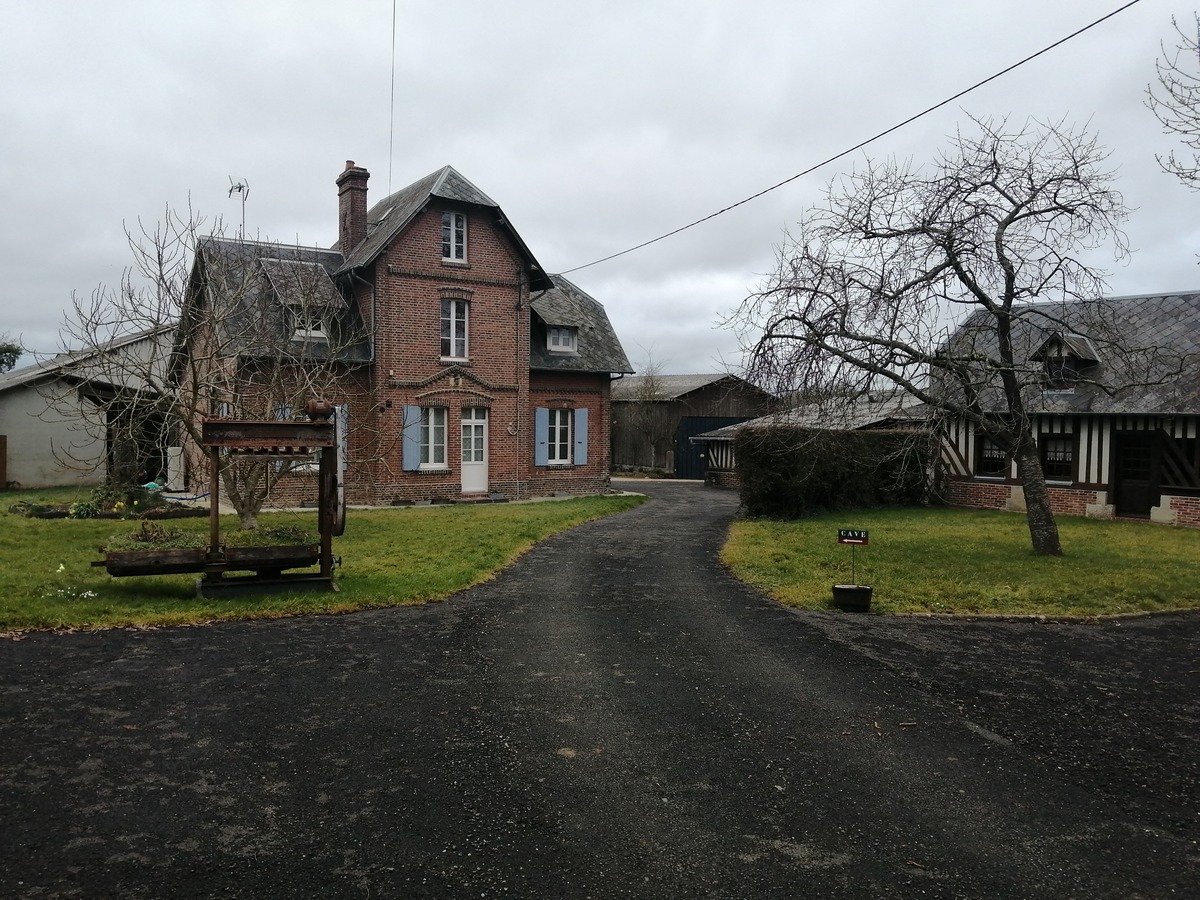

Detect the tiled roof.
[{"left": 529, "top": 276, "right": 633, "bottom": 375}]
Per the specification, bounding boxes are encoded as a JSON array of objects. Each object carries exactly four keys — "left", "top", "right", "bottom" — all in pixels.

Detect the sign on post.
[{"left": 837, "top": 529, "right": 869, "bottom": 545}]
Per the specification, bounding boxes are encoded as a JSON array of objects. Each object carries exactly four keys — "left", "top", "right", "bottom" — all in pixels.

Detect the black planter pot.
[{"left": 831, "top": 584, "right": 873, "bottom": 612}]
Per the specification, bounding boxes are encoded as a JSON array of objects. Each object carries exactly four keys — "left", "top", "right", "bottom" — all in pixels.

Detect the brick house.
[
  {"left": 180, "top": 161, "right": 631, "bottom": 505},
  {"left": 939, "top": 291, "right": 1200, "bottom": 527}
]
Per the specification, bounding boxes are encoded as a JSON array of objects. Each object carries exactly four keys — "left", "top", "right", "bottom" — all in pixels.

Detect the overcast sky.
[{"left": 3, "top": 0, "right": 1196, "bottom": 375}]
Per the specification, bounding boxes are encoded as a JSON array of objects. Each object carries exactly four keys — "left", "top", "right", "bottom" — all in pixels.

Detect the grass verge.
[
  {"left": 1, "top": 489, "right": 644, "bottom": 631},
  {"left": 722, "top": 506, "right": 1200, "bottom": 617}
]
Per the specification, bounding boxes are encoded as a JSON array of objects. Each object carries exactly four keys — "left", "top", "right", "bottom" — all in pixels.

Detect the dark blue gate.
[{"left": 674, "top": 416, "right": 747, "bottom": 480}]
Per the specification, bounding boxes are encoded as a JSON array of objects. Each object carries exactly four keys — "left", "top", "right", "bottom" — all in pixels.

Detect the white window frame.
[
  {"left": 290, "top": 307, "right": 328, "bottom": 342},
  {"left": 441, "top": 298, "right": 469, "bottom": 359},
  {"left": 547, "top": 325, "right": 577, "bottom": 353},
  {"left": 420, "top": 407, "right": 448, "bottom": 468},
  {"left": 547, "top": 408, "right": 573, "bottom": 465},
  {"left": 442, "top": 211, "right": 467, "bottom": 262}
]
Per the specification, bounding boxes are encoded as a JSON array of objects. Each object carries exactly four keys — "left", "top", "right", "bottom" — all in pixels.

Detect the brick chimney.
[{"left": 336, "top": 160, "right": 370, "bottom": 253}]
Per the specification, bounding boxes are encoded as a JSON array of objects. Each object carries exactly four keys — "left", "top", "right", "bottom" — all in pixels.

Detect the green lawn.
[
  {"left": 722, "top": 506, "right": 1200, "bottom": 616},
  {"left": 0, "top": 488, "right": 644, "bottom": 631}
]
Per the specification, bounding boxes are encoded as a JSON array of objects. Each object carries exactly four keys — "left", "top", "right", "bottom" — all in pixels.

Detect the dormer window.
[
  {"left": 258, "top": 257, "right": 342, "bottom": 345},
  {"left": 442, "top": 211, "right": 466, "bottom": 262},
  {"left": 1033, "top": 332, "right": 1099, "bottom": 392},
  {"left": 291, "top": 308, "right": 328, "bottom": 342},
  {"left": 1044, "top": 354, "right": 1079, "bottom": 391},
  {"left": 547, "top": 325, "right": 577, "bottom": 353}
]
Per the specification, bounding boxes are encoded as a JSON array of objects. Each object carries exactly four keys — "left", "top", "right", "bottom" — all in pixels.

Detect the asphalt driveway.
[{"left": 2, "top": 480, "right": 1196, "bottom": 898}]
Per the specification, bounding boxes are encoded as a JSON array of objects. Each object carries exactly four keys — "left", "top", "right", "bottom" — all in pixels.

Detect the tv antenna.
[{"left": 227, "top": 177, "right": 250, "bottom": 235}]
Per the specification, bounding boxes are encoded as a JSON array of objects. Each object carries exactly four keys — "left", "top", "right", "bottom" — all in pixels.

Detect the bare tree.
[
  {"left": 621, "top": 351, "right": 673, "bottom": 470},
  {"left": 1148, "top": 14, "right": 1200, "bottom": 189},
  {"left": 54, "top": 207, "right": 378, "bottom": 529},
  {"left": 731, "top": 116, "right": 1136, "bottom": 556}
]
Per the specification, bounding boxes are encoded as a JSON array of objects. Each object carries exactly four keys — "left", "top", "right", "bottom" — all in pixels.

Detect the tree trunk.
[{"left": 1013, "top": 432, "right": 1063, "bottom": 557}]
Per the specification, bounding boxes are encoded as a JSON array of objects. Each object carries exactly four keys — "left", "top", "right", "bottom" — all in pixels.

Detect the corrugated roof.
[
  {"left": 529, "top": 276, "right": 633, "bottom": 375},
  {"left": 0, "top": 326, "right": 174, "bottom": 395}
]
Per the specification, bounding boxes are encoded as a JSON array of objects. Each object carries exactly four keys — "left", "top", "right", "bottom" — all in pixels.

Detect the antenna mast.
[{"left": 227, "top": 177, "right": 250, "bottom": 236}]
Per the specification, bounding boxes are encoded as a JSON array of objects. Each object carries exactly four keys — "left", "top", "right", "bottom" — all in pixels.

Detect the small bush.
[
  {"left": 225, "top": 524, "right": 316, "bottom": 547},
  {"left": 68, "top": 500, "right": 101, "bottom": 519},
  {"left": 103, "top": 521, "right": 204, "bottom": 552}
]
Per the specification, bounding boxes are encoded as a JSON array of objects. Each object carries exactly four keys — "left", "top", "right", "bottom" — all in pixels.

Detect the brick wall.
[
  {"left": 1167, "top": 495, "right": 1200, "bottom": 528},
  {"left": 528, "top": 371, "right": 613, "bottom": 497},
  {"left": 947, "top": 477, "right": 1104, "bottom": 519},
  {"left": 945, "top": 479, "right": 1011, "bottom": 510},
  {"left": 705, "top": 469, "right": 740, "bottom": 490}
]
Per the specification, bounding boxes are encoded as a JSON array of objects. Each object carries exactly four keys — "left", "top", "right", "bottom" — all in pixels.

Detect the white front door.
[{"left": 461, "top": 407, "right": 488, "bottom": 494}]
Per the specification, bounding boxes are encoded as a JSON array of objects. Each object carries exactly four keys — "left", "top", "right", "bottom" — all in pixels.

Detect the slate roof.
[
  {"left": 529, "top": 276, "right": 633, "bottom": 375},
  {"left": 939, "top": 290, "right": 1200, "bottom": 416},
  {"left": 193, "top": 237, "right": 371, "bottom": 364},
  {"left": 336, "top": 165, "right": 553, "bottom": 290}
]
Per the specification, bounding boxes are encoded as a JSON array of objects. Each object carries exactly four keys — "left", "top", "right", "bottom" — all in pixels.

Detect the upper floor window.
[
  {"left": 290, "top": 307, "right": 328, "bottom": 342},
  {"left": 441, "top": 298, "right": 469, "bottom": 359},
  {"left": 442, "top": 211, "right": 466, "bottom": 262},
  {"left": 1035, "top": 333, "right": 1098, "bottom": 392},
  {"left": 547, "top": 326, "right": 578, "bottom": 353}
]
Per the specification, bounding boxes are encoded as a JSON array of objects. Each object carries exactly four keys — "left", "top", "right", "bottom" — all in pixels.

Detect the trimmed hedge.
[{"left": 735, "top": 427, "right": 937, "bottom": 519}]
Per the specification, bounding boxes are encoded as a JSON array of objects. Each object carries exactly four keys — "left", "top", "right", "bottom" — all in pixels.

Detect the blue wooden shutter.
[
  {"left": 534, "top": 407, "right": 549, "bottom": 466},
  {"left": 573, "top": 408, "right": 588, "bottom": 466},
  {"left": 402, "top": 405, "right": 421, "bottom": 471}
]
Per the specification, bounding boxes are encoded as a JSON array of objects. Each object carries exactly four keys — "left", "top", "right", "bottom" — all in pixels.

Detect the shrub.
[{"left": 735, "top": 427, "right": 937, "bottom": 519}]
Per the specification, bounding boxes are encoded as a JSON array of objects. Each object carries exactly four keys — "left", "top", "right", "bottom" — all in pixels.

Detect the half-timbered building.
[{"left": 940, "top": 291, "right": 1200, "bottom": 526}]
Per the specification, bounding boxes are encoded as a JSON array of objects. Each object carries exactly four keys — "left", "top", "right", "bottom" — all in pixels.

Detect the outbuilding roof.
[
  {"left": 611, "top": 373, "right": 766, "bottom": 402},
  {"left": 692, "top": 390, "right": 927, "bottom": 442},
  {"left": 0, "top": 326, "right": 174, "bottom": 396}
]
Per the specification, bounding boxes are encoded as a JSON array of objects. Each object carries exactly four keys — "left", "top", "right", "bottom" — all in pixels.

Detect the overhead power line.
[{"left": 558, "top": 0, "right": 1145, "bottom": 276}]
